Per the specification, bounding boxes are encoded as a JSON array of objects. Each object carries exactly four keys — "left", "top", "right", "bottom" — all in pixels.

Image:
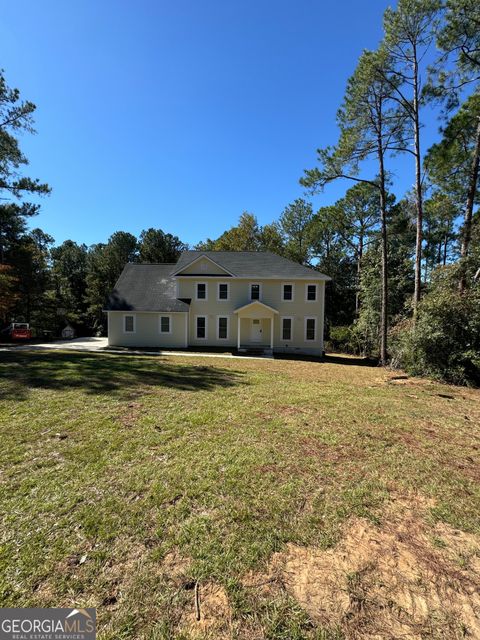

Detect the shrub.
[
  {"left": 326, "top": 325, "right": 356, "bottom": 353},
  {"left": 390, "top": 266, "right": 480, "bottom": 386}
]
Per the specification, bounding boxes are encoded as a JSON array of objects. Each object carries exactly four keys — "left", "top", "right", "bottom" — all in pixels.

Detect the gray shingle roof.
[
  {"left": 174, "top": 251, "right": 331, "bottom": 279},
  {"left": 106, "top": 252, "right": 330, "bottom": 313},
  {"left": 105, "top": 264, "right": 190, "bottom": 312}
]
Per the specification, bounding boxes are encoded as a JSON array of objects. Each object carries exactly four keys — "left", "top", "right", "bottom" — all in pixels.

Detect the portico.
[{"left": 233, "top": 301, "right": 278, "bottom": 351}]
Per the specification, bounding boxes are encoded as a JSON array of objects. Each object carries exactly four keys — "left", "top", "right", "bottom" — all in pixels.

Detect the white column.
[
  {"left": 237, "top": 315, "right": 241, "bottom": 350},
  {"left": 270, "top": 316, "right": 274, "bottom": 350}
]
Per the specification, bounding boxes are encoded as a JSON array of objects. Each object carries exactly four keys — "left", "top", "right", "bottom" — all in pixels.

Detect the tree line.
[{"left": 1, "top": 0, "right": 479, "bottom": 383}]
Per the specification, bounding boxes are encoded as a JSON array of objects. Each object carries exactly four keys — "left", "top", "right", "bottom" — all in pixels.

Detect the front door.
[{"left": 250, "top": 319, "right": 263, "bottom": 342}]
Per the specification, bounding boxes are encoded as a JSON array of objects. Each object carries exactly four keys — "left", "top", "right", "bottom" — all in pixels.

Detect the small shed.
[{"left": 61, "top": 324, "right": 75, "bottom": 339}]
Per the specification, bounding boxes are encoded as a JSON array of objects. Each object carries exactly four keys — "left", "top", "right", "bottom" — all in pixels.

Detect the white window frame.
[
  {"left": 281, "top": 282, "right": 295, "bottom": 302},
  {"left": 123, "top": 313, "right": 136, "bottom": 334},
  {"left": 216, "top": 315, "right": 229, "bottom": 340},
  {"left": 195, "top": 282, "right": 208, "bottom": 301},
  {"left": 159, "top": 314, "right": 172, "bottom": 334},
  {"left": 217, "top": 282, "right": 229, "bottom": 302},
  {"left": 249, "top": 282, "right": 262, "bottom": 301},
  {"left": 305, "top": 283, "right": 318, "bottom": 302},
  {"left": 281, "top": 316, "right": 293, "bottom": 342},
  {"left": 304, "top": 316, "right": 317, "bottom": 342},
  {"left": 195, "top": 315, "right": 208, "bottom": 340}
]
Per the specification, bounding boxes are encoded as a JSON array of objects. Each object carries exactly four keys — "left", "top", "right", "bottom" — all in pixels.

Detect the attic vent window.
[{"left": 200, "top": 262, "right": 208, "bottom": 271}]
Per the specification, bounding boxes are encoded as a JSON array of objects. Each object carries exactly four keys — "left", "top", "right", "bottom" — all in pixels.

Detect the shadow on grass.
[
  {"left": 0, "top": 351, "right": 246, "bottom": 400},
  {"left": 324, "top": 353, "right": 378, "bottom": 367}
]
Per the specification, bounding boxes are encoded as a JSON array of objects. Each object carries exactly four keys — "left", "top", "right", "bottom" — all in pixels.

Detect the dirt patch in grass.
[
  {"left": 247, "top": 495, "right": 480, "bottom": 639},
  {"left": 118, "top": 401, "right": 143, "bottom": 428},
  {"left": 299, "top": 437, "right": 366, "bottom": 465},
  {"left": 180, "top": 582, "right": 233, "bottom": 639}
]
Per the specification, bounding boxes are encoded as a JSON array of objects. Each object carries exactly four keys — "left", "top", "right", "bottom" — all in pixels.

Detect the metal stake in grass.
[{"left": 194, "top": 581, "right": 201, "bottom": 621}]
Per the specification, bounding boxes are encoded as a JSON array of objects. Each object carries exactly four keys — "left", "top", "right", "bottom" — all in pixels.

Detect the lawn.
[{"left": 0, "top": 351, "right": 479, "bottom": 639}]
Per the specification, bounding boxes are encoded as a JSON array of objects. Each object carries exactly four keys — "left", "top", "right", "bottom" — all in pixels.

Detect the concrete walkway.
[
  {"left": 0, "top": 337, "right": 109, "bottom": 352},
  {"left": 0, "top": 337, "right": 269, "bottom": 360}
]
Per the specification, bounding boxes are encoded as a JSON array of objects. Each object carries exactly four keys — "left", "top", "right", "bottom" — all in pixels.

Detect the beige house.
[{"left": 106, "top": 251, "right": 330, "bottom": 356}]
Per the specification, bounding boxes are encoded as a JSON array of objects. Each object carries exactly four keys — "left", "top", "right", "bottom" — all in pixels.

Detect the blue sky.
[{"left": 1, "top": 0, "right": 443, "bottom": 247}]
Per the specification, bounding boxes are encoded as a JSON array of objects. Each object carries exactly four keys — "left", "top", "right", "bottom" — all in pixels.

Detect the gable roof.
[
  {"left": 234, "top": 301, "right": 279, "bottom": 315},
  {"left": 105, "top": 263, "right": 190, "bottom": 313},
  {"left": 171, "top": 253, "right": 236, "bottom": 277},
  {"left": 174, "top": 251, "right": 331, "bottom": 280}
]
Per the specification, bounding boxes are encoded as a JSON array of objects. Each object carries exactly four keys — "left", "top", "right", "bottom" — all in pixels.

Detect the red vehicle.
[{"left": 10, "top": 323, "right": 32, "bottom": 341}]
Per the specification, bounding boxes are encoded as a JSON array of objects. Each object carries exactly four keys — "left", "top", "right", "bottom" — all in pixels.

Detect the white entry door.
[{"left": 250, "top": 319, "right": 263, "bottom": 342}]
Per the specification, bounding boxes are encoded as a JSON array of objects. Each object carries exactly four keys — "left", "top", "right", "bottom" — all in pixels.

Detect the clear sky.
[{"left": 1, "top": 0, "right": 442, "bottom": 248}]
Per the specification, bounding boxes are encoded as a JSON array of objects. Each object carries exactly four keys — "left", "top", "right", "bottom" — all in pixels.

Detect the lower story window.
[
  {"left": 282, "top": 317, "right": 292, "bottom": 341},
  {"left": 305, "top": 317, "right": 316, "bottom": 341},
  {"left": 196, "top": 316, "right": 207, "bottom": 339},
  {"left": 124, "top": 314, "right": 135, "bottom": 333},
  {"left": 160, "top": 315, "right": 171, "bottom": 334},
  {"left": 218, "top": 316, "right": 228, "bottom": 339}
]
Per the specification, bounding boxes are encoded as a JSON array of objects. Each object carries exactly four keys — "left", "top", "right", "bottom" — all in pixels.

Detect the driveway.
[
  {"left": 0, "top": 337, "right": 108, "bottom": 352},
  {"left": 0, "top": 337, "right": 269, "bottom": 359}
]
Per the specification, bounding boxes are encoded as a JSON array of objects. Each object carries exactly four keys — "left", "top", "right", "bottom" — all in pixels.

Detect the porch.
[{"left": 234, "top": 301, "right": 278, "bottom": 353}]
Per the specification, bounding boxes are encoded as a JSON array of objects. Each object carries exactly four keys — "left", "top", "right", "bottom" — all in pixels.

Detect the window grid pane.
[
  {"left": 283, "top": 285, "right": 293, "bottom": 300},
  {"left": 307, "top": 285, "right": 316, "bottom": 301},
  {"left": 282, "top": 318, "right": 292, "bottom": 341},
  {"left": 219, "top": 284, "right": 228, "bottom": 299},
  {"left": 160, "top": 317, "right": 170, "bottom": 333},
  {"left": 306, "top": 319, "right": 316, "bottom": 340},
  {"left": 125, "top": 316, "right": 134, "bottom": 332},
  {"left": 197, "top": 283, "right": 206, "bottom": 299},
  {"left": 251, "top": 284, "right": 260, "bottom": 300},
  {"left": 197, "top": 317, "right": 206, "bottom": 338},
  {"left": 218, "top": 317, "right": 228, "bottom": 339}
]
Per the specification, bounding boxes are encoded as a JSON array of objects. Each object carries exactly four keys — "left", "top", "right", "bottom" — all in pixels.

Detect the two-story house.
[{"left": 105, "top": 251, "right": 330, "bottom": 355}]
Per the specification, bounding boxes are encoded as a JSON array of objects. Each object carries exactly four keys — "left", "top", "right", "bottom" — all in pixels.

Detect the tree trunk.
[
  {"left": 459, "top": 115, "right": 480, "bottom": 292},
  {"left": 412, "top": 47, "right": 423, "bottom": 314},
  {"left": 356, "top": 237, "right": 364, "bottom": 315},
  {"left": 443, "top": 234, "right": 448, "bottom": 266},
  {"left": 377, "top": 139, "right": 388, "bottom": 366}
]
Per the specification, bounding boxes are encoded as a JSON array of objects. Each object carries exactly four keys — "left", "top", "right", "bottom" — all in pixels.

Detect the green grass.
[{"left": 0, "top": 350, "right": 479, "bottom": 639}]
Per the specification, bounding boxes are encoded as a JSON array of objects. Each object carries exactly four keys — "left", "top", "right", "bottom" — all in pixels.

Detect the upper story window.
[
  {"left": 306, "top": 284, "right": 317, "bottom": 301},
  {"left": 250, "top": 283, "right": 261, "bottom": 300},
  {"left": 196, "top": 282, "right": 207, "bottom": 300},
  {"left": 218, "top": 283, "right": 229, "bottom": 301},
  {"left": 159, "top": 315, "right": 171, "bottom": 334},
  {"left": 305, "top": 317, "right": 316, "bottom": 341},
  {"left": 282, "top": 283, "right": 294, "bottom": 301},
  {"left": 124, "top": 314, "right": 135, "bottom": 333}
]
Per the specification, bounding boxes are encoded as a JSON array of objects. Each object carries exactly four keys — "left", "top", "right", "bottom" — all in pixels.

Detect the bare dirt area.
[{"left": 244, "top": 495, "right": 480, "bottom": 639}]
